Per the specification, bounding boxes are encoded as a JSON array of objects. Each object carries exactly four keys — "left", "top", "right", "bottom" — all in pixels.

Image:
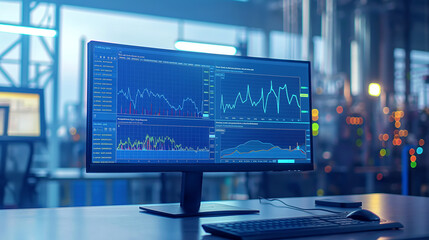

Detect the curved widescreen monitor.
[{"left": 86, "top": 41, "right": 313, "bottom": 172}]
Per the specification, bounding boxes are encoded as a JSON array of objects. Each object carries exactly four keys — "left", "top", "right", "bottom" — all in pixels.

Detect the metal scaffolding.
[{"left": 0, "top": 0, "right": 60, "bottom": 206}]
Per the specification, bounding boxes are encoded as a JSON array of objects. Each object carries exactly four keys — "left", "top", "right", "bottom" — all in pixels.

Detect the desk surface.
[{"left": 1, "top": 193, "right": 428, "bottom": 240}]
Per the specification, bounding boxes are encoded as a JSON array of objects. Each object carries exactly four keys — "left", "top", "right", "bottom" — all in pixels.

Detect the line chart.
[
  {"left": 117, "top": 88, "right": 203, "bottom": 117},
  {"left": 220, "top": 81, "right": 300, "bottom": 113},
  {"left": 116, "top": 123, "right": 210, "bottom": 161},
  {"left": 218, "top": 72, "right": 301, "bottom": 120},
  {"left": 116, "top": 57, "right": 207, "bottom": 118},
  {"left": 117, "top": 135, "right": 209, "bottom": 152}
]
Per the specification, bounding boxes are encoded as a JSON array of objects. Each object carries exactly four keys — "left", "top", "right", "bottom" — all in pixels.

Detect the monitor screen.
[
  {"left": 87, "top": 41, "right": 313, "bottom": 172},
  {"left": 0, "top": 87, "right": 46, "bottom": 141}
]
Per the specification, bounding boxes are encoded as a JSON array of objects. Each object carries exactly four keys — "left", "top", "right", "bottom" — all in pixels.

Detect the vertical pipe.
[
  {"left": 263, "top": 30, "right": 270, "bottom": 58},
  {"left": 403, "top": 0, "right": 411, "bottom": 130},
  {"left": 404, "top": 0, "right": 411, "bottom": 108},
  {"left": 20, "top": 0, "right": 30, "bottom": 87},
  {"left": 301, "top": 0, "right": 311, "bottom": 61},
  {"left": 380, "top": 10, "right": 394, "bottom": 107},
  {"left": 79, "top": 37, "right": 86, "bottom": 120},
  {"left": 322, "top": 0, "right": 337, "bottom": 76},
  {"left": 47, "top": 3, "right": 61, "bottom": 208}
]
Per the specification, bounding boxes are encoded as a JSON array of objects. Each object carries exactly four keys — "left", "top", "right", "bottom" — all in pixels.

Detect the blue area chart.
[
  {"left": 221, "top": 140, "right": 306, "bottom": 159},
  {"left": 220, "top": 127, "right": 306, "bottom": 160},
  {"left": 218, "top": 72, "right": 301, "bottom": 120},
  {"left": 117, "top": 59, "right": 204, "bottom": 118}
]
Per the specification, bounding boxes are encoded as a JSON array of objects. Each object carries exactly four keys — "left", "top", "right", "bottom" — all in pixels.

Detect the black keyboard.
[{"left": 202, "top": 213, "right": 403, "bottom": 239}]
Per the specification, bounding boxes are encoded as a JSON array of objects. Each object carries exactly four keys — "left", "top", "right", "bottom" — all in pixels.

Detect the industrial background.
[{"left": 0, "top": 0, "right": 428, "bottom": 208}]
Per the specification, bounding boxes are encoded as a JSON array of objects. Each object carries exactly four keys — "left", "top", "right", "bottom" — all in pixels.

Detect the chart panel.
[
  {"left": 117, "top": 58, "right": 209, "bottom": 118},
  {"left": 218, "top": 72, "right": 301, "bottom": 121},
  {"left": 116, "top": 120, "right": 211, "bottom": 163},
  {"left": 219, "top": 127, "right": 306, "bottom": 160}
]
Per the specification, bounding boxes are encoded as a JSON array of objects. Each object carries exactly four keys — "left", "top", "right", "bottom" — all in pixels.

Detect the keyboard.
[{"left": 202, "top": 213, "right": 403, "bottom": 239}]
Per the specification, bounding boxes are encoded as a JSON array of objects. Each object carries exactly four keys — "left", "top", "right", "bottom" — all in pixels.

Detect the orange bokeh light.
[
  {"left": 312, "top": 109, "right": 319, "bottom": 116},
  {"left": 383, "top": 107, "right": 389, "bottom": 114},
  {"left": 382, "top": 134, "right": 389, "bottom": 141},
  {"left": 410, "top": 155, "right": 417, "bottom": 162},
  {"left": 409, "top": 148, "right": 415, "bottom": 155},
  {"left": 324, "top": 165, "right": 332, "bottom": 173},
  {"left": 393, "top": 139, "right": 402, "bottom": 146},
  {"left": 419, "top": 139, "right": 425, "bottom": 146},
  {"left": 336, "top": 106, "right": 343, "bottom": 114},
  {"left": 395, "top": 111, "right": 402, "bottom": 118},
  {"left": 395, "top": 121, "right": 401, "bottom": 128}
]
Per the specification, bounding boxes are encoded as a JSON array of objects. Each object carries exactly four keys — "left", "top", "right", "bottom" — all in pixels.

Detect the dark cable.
[{"left": 258, "top": 196, "right": 342, "bottom": 214}]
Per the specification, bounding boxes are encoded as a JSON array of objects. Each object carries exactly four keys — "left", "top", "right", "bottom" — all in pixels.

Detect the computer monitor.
[
  {"left": 87, "top": 41, "right": 313, "bottom": 217},
  {"left": 0, "top": 87, "right": 46, "bottom": 142}
]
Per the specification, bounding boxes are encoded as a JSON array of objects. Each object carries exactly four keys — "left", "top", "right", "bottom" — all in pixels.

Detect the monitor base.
[{"left": 140, "top": 203, "right": 259, "bottom": 218}]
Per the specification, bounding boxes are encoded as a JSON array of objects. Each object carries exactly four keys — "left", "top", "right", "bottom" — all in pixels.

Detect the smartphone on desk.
[{"left": 315, "top": 199, "right": 362, "bottom": 208}]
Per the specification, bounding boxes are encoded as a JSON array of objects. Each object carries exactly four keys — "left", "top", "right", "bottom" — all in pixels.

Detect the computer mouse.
[{"left": 346, "top": 209, "right": 380, "bottom": 221}]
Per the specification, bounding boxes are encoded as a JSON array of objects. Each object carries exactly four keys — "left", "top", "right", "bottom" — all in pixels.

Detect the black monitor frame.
[
  {"left": 86, "top": 41, "right": 313, "bottom": 217},
  {"left": 86, "top": 41, "right": 314, "bottom": 174},
  {"left": 0, "top": 87, "right": 46, "bottom": 142}
]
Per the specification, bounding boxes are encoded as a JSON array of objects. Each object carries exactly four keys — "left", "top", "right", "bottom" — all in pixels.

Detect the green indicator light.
[
  {"left": 357, "top": 128, "right": 363, "bottom": 136},
  {"left": 417, "top": 147, "right": 423, "bottom": 154},
  {"left": 380, "top": 149, "right": 386, "bottom": 157},
  {"left": 312, "top": 123, "right": 319, "bottom": 131},
  {"left": 410, "top": 161, "right": 417, "bottom": 168},
  {"left": 300, "top": 93, "right": 309, "bottom": 97},
  {"left": 356, "top": 139, "right": 362, "bottom": 147}
]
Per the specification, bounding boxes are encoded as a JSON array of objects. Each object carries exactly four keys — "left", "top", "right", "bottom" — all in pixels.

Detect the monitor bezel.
[
  {"left": 86, "top": 41, "right": 313, "bottom": 173},
  {"left": 0, "top": 87, "right": 46, "bottom": 142}
]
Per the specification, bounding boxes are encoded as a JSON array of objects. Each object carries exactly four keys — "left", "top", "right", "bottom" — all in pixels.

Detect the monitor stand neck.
[
  {"left": 180, "top": 172, "right": 203, "bottom": 214},
  {"left": 139, "top": 172, "right": 259, "bottom": 217}
]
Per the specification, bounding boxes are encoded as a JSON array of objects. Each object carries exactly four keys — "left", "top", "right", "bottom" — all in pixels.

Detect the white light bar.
[
  {"left": 174, "top": 41, "right": 237, "bottom": 55},
  {"left": 0, "top": 23, "right": 57, "bottom": 37}
]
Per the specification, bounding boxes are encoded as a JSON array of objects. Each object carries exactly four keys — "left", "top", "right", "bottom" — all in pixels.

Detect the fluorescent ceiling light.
[
  {"left": 0, "top": 23, "right": 57, "bottom": 37},
  {"left": 174, "top": 41, "right": 237, "bottom": 55}
]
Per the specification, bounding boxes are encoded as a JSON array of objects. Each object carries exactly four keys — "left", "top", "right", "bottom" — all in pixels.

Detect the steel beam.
[
  {"left": 20, "top": 0, "right": 31, "bottom": 87},
  {"left": 39, "top": 0, "right": 285, "bottom": 32}
]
